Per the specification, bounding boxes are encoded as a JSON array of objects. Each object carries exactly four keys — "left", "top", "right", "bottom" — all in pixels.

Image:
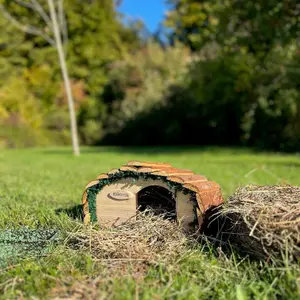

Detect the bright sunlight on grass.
[{"left": 0, "top": 147, "right": 300, "bottom": 298}]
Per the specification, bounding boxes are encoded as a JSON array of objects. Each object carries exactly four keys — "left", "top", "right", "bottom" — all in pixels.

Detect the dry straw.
[
  {"left": 67, "top": 185, "right": 300, "bottom": 268},
  {"left": 66, "top": 210, "right": 193, "bottom": 272},
  {"left": 218, "top": 185, "right": 300, "bottom": 261},
  {"left": 51, "top": 212, "right": 195, "bottom": 298}
]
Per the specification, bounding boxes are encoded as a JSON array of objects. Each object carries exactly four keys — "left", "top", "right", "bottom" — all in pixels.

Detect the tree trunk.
[{"left": 47, "top": 0, "right": 80, "bottom": 156}]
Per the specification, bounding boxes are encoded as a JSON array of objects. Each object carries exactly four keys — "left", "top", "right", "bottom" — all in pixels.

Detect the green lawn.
[{"left": 0, "top": 147, "right": 300, "bottom": 299}]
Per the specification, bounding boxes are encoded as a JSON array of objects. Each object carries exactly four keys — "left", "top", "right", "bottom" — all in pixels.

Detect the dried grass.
[
  {"left": 51, "top": 213, "right": 192, "bottom": 299},
  {"left": 66, "top": 210, "right": 191, "bottom": 271},
  {"left": 217, "top": 185, "right": 300, "bottom": 261},
  {"left": 66, "top": 184, "right": 300, "bottom": 271},
  {"left": 50, "top": 277, "right": 114, "bottom": 300}
]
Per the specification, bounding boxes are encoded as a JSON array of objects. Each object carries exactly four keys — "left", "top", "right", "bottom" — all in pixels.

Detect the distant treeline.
[{"left": 1, "top": 0, "right": 300, "bottom": 151}]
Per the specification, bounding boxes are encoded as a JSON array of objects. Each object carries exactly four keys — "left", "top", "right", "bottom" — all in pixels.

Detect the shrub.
[
  {"left": 102, "top": 41, "right": 191, "bottom": 137},
  {"left": 102, "top": 42, "right": 300, "bottom": 152}
]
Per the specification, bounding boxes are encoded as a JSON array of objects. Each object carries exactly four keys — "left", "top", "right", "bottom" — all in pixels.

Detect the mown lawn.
[{"left": 0, "top": 146, "right": 300, "bottom": 299}]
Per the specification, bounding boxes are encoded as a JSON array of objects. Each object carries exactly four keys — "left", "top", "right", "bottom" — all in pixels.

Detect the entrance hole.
[{"left": 137, "top": 186, "right": 176, "bottom": 220}]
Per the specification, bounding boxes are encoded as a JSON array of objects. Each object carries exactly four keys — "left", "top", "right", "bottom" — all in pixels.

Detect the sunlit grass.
[{"left": 0, "top": 147, "right": 299, "bottom": 298}]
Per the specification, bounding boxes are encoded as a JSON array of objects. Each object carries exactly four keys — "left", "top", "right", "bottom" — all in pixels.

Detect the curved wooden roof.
[{"left": 82, "top": 161, "right": 224, "bottom": 218}]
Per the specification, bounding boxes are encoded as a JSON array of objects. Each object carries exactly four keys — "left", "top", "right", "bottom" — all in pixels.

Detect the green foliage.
[
  {"left": 165, "top": 0, "right": 221, "bottom": 50},
  {"left": 64, "top": 0, "right": 140, "bottom": 95},
  {"left": 103, "top": 41, "right": 191, "bottom": 137},
  {"left": 103, "top": 40, "right": 300, "bottom": 150},
  {"left": 218, "top": 0, "right": 300, "bottom": 54},
  {"left": 0, "top": 0, "right": 141, "bottom": 148},
  {"left": 0, "top": 76, "right": 44, "bottom": 128},
  {"left": 165, "top": 0, "right": 300, "bottom": 54},
  {"left": 1, "top": 0, "right": 300, "bottom": 151},
  {"left": 102, "top": 0, "right": 300, "bottom": 151}
]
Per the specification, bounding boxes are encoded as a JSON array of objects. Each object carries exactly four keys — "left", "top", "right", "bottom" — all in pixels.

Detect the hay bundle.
[
  {"left": 67, "top": 211, "right": 190, "bottom": 271},
  {"left": 219, "top": 185, "right": 300, "bottom": 261}
]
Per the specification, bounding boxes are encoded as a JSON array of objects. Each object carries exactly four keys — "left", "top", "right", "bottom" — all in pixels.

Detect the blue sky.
[{"left": 118, "top": 0, "right": 167, "bottom": 33}]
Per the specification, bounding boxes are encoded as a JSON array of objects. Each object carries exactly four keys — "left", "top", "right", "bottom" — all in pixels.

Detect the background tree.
[
  {"left": 164, "top": 0, "right": 221, "bottom": 51},
  {"left": 0, "top": 0, "right": 80, "bottom": 155},
  {"left": 101, "top": 0, "right": 300, "bottom": 151},
  {"left": 0, "top": 0, "right": 141, "bottom": 150},
  {"left": 1, "top": 0, "right": 299, "bottom": 152},
  {"left": 165, "top": 0, "right": 300, "bottom": 54}
]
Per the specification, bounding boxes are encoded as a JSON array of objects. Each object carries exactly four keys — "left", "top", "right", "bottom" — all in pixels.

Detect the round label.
[{"left": 107, "top": 190, "right": 133, "bottom": 201}]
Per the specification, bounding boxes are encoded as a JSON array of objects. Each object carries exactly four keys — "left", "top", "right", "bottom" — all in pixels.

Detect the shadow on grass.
[
  {"left": 55, "top": 204, "right": 83, "bottom": 221},
  {"left": 199, "top": 207, "right": 273, "bottom": 262}
]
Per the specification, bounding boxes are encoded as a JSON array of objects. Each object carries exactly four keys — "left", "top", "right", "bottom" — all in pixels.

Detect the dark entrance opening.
[{"left": 137, "top": 186, "right": 176, "bottom": 220}]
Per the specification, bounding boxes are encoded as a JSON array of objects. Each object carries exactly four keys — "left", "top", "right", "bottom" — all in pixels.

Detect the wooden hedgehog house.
[{"left": 82, "top": 161, "right": 224, "bottom": 230}]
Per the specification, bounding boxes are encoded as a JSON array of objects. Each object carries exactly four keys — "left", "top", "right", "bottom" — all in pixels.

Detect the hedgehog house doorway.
[
  {"left": 82, "top": 161, "right": 224, "bottom": 231},
  {"left": 138, "top": 185, "right": 176, "bottom": 220}
]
